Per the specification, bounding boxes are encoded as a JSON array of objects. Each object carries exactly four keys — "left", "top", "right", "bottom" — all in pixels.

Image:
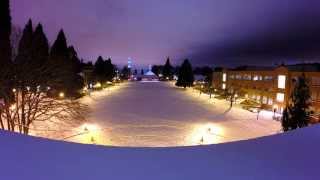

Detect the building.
[
  {"left": 212, "top": 64, "right": 320, "bottom": 113},
  {"left": 136, "top": 65, "right": 159, "bottom": 82}
]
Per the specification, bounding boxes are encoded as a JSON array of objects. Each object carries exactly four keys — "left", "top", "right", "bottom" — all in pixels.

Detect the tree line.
[{"left": 0, "top": 0, "right": 90, "bottom": 134}]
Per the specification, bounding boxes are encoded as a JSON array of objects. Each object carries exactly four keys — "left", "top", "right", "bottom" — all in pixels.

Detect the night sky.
[{"left": 11, "top": 0, "right": 320, "bottom": 67}]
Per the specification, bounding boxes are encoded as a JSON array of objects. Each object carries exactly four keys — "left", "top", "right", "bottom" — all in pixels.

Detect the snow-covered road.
[{"left": 72, "top": 82, "right": 281, "bottom": 147}]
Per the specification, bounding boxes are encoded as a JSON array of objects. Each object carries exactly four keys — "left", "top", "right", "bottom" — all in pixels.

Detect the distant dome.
[{"left": 145, "top": 70, "right": 156, "bottom": 76}]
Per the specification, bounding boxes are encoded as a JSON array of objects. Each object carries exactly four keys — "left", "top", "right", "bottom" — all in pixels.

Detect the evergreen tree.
[
  {"left": 290, "top": 74, "right": 312, "bottom": 128},
  {"left": 15, "top": 21, "right": 51, "bottom": 89},
  {"left": 15, "top": 20, "right": 33, "bottom": 65},
  {"left": 67, "top": 46, "right": 84, "bottom": 95},
  {"left": 31, "top": 23, "right": 50, "bottom": 86},
  {"left": 50, "top": 29, "right": 83, "bottom": 97},
  {"left": 0, "top": 0, "right": 12, "bottom": 99},
  {"left": 93, "top": 56, "right": 105, "bottom": 82},
  {"left": 32, "top": 24, "right": 49, "bottom": 65},
  {"left": 51, "top": 30, "right": 68, "bottom": 58},
  {"left": 120, "top": 66, "right": 130, "bottom": 80},
  {"left": 151, "top": 65, "right": 163, "bottom": 76},
  {"left": 281, "top": 74, "right": 312, "bottom": 131},
  {"left": 176, "top": 59, "right": 194, "bottom": 88},
  {"left": 104, "top": 58, "right": 115, "bottom": 81},
  {"left": 141, "top": 69, "right": 144, "bottom": 75},
  {"left": 281, "top": 107, "right": 291, "bottom": 132},
  {"left": 0, "top": 0, "right": 12, "bottom": 66},
  {"left": 162, "top": 57, "right": 173, "bottom": 80}
]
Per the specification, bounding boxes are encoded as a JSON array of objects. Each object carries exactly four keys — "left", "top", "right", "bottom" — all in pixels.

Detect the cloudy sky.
[{"left": 11, "top": 0, "right": 320, "bottom": 67}]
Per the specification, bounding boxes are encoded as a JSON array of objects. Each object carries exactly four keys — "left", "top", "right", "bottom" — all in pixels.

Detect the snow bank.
[{"left": 0, "top": 125, "right": 319, "bottom": 180}]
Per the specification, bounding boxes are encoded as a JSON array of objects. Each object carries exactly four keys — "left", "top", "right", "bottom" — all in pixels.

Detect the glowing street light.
[
  {"left": 59, "top": 92, "right": 65, "bottom": 98},
  {"left": 94, "top": 82, "right": 102, "bottom": 88},
  {"left": 12, "top": 88, "right": 16, "bottom": 93}
]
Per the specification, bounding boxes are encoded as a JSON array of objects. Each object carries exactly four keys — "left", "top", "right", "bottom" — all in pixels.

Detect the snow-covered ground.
[
  {"left": 0, "top": 125, "right": 318, "bottom": 180},
  {"left": 64, "top": 82, "right": 280, "bottom": 147}
]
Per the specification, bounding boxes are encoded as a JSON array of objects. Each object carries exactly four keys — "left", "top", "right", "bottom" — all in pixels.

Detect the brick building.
[{"left": 212, "top": 64, "right": 320, "bottom": 113}]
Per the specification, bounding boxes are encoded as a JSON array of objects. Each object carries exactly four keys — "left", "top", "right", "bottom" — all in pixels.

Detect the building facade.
[{"left": 212, "top": 64, "right": 320, "bottom": 113}]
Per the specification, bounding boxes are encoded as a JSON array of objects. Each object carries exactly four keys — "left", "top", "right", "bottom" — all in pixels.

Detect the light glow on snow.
[
  {"left": 77, "top": 123, "right": 103, "bottom": 145},
  {"left": 188, "top": 123, "right": 225, "bottom": 145}
]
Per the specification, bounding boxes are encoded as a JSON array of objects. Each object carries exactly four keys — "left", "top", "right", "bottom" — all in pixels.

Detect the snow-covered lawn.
[
  {"left": 0, "top": 125, "right": 318, "bottom": 180},
  {"left": 65, "top": 82, "right": 280, "bottom": 147}
]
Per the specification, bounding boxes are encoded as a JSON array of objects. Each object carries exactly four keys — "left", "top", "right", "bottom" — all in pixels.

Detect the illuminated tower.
[{"left": 128, "top": 57, "right": 132, "bottom": 69}]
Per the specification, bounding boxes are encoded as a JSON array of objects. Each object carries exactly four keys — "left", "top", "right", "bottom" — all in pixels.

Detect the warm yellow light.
[
  {"left": 12, "top": 88, "right": 16, "bottom": 93},
  {"left": 188, "top": 123, "right": 225, "bottom": 145},
  {"left": 59, "top": 92, "right": 65, "bottom": 98},
  {"left": 222, "top": 73, "right": 227, "bottom": 82},
  {"left": 222, "top": 83, "right": 226, "bottom": 90},
  {"left": 10, "top": 104, "right": 16, "bottom": 111},
  {"left": 94, "top": 82, "right": 102, "bottom": 88},
  {"left": 276, "top": 93, "right": 285, "bottom": 102},
  {"left": 278, "top": 75, "right": 286, "bottom": 89},
  {"left": 82, "top": 123, "right": 99, "bottom": 132},
  {"left": 77, "top": 123, "right": 104, "bottom": 145}
]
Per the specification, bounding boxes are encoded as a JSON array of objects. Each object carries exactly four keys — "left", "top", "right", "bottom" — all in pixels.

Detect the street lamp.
[{"left": 59, "top": 92, "right": 65, "bottom": 98}]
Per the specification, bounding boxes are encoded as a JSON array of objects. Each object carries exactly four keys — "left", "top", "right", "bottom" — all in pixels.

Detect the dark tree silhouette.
[
  {"left": 120, "top": 66, "right": 130, "bottom": 80},
  {"left": 93, "top": 56, "right": 105, "bottom": 82},
  {"left": 141, "top": 69, "right": 144, "bottom": 75},
  {"left": 162, "top": 57, "right": 173, "bottom": 80},
  {"left": 0, "top": 0, "right": 12, "bottom": 100},
  {"left": 281, "top": 107, "right": 291, "bottom": 132},
  {"left": 282, "top": 74, "right": 312, "bottom": 131},
  {"left": 104, "top": 58, "right": 116, "bottom": 81},
  {"left": 176, "top": 59, "right": 194, "bottom": 88},
  {"left": 1, "top": 21, "right": 86, "bottom": 134},
  {"left": 93, "top": 56, "right": 116, "bottom": 83},
  {"left": 50, "top": 29, "right": 83, "bottom": 97},
  {"left": 151, "top": 65, "right": 163, "bottom": 76}
]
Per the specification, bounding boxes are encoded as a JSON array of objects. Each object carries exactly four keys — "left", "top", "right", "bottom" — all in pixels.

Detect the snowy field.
[
  {"left": 0, "top": 125, "right": 318, "bottom": 180},
  {"left": 66, "top": 82, "right": 281, "bottom": 147}
]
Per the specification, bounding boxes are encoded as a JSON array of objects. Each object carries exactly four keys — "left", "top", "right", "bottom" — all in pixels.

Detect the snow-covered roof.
[
  {"left": 1, "top": 126, "right": 319, "bottom": 179},
  {"left": 145, "top": 70, "right": 156, "bottom": 76}
]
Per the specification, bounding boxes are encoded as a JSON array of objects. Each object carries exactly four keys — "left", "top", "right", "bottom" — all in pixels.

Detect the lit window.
[
  {"left": 253, "top": 75, "right": 258, "bottom": 81},
  {"left": 268, "top": 98, "right": 273, "bottom": 105},
  {"left": 262, "top": 96, "right": 268, "bottom": 104},
  {"left": 264, "top": 76, "right": 273, "bottom": 81},
  {"left": 278, "top": 75, "right": 286, "bottom": 89},
  {"left": 222, "top": 73, "right": 227, "bottom": 82},
  {"left": 222, "top": 83, "right": 226, "bottom": 90},
  {"left": 256, "top": 95, "right": 261, "bottom": 101},
  {"left": 276, "top": 93, "right": 285, "bottom": 102}
]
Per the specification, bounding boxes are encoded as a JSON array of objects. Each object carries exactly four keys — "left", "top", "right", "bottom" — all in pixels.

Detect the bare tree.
[{"left": 0, "top": 84, "right": 87, "bottom": 135}]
